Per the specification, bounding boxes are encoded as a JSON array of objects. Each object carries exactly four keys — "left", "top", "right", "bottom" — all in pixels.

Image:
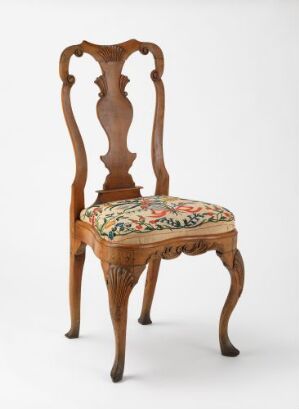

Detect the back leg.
[
  {"left": 65, "top": 246, "right": 86, "bottom": 339},
  {"left": 217, "top": 249, "right": 245, "bottom": 356},
  {"left": 138, "top": 257, "right": 161, "bottom": 325}
]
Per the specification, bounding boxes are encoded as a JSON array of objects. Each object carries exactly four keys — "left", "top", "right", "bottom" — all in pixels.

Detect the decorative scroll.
[
  {"left": 146, "top": 239, "right": 217, "bottom": 263},
  {"left": 119, "top": 75, "right": 130, "bottom": 96}
]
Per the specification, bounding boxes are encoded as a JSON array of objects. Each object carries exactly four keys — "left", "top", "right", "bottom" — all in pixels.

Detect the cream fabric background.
[{"left": 80, "top": 196, "right": 235, "bottom": 243}]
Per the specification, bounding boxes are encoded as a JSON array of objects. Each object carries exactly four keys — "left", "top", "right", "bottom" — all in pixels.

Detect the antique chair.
[{"left": 59, "top": 39, "right": 245, "bottom": 382}]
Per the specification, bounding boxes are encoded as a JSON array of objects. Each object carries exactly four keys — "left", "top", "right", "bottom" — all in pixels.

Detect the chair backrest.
[{"left": 59, "top": 39, "right": 169, "bottom": 223}]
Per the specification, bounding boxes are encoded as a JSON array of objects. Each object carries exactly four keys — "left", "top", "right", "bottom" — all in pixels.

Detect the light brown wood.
[
  {"left": 60, "top": 39, "right": 245, "bottom": 382},
  {"left": 217, "top": 249, "right": 245, "bottom": 356},
  {"left": 101, "top": 262, "right": 146, "bottom": 382},
  {"left": 65, "top": 248, "right": 86, "bottom": 339},
  {"left": 138, "top": 257, "right": 161, "bottom": 325}
]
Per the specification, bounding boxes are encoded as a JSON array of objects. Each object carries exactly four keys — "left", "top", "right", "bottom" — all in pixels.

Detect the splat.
[{"left": 59, "top": 39, "right": 168, "bottom": 205}]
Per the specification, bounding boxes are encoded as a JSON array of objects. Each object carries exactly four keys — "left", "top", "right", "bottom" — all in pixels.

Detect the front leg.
[
  {"left": 102, "top": 263, "right": 145, "bottom": 382},
  {"left": 217, "top": 249, "right": 245, "bottom": 357}
]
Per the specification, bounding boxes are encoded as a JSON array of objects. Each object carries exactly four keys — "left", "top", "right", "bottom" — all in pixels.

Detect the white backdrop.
[{"left": 0, "top": 1, "right": 298, "bottom": 408}]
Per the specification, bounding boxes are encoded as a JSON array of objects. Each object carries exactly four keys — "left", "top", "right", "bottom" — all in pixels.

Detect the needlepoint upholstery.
[{"left": 80, "top": 195, "right": 235, "bottom": 245}]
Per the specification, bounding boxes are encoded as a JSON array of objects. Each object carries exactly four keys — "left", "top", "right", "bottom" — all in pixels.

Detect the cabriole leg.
[
  {"left": 102, "top": 263, "right": 145, "bottom": 382},
  {"left": 217, "top": 249, "right": 245, "bottom": 356}
]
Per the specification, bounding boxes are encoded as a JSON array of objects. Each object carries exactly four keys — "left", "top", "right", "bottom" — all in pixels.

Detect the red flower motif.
[
  {"left": 149, "top": 219, "right": 159, "bottom": 224},
  {"left": 136, "top": 224, "right": 143, "bottom": 230},
  {"left": 151, "top": 210, "right": 168, "bottom": 218},
  {"left": 175, "top": 205, "right": 202, "bottom": 213}
]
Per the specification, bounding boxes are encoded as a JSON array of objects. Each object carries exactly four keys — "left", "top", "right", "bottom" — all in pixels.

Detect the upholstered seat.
[{"left": 80, "top": 195, "right": 235, "bottom": 244}]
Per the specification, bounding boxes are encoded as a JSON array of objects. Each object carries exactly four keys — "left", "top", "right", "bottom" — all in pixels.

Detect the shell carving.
[
  {"left": 97, "top": 45, "right": 125, "bottom": 62},
  {"left": 107, "top": 265, "right": 136, "bottom": 321}
]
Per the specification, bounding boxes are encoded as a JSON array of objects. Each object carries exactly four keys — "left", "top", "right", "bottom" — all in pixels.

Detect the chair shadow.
[{"left": 128, "top": 318, "right": 298, "bottom": 384}]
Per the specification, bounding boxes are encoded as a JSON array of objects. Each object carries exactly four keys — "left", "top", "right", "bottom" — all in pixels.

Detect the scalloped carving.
[
  {"left": 119, "top": 75, "right": 130, "bottom": 96},
  {"left": 107, "top": 265, "right": 136, "bottom": 320},
  {"left": 94, "top": 75, "right": 107, "bottom": 97},
  {"left": 95, "top": 74, "right": 130, "bottom": 98},
  {"left": 98, "top": 45, "right": 125, "bottom": 62}
]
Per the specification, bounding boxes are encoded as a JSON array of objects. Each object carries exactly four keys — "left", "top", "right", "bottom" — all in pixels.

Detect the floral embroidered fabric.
[{"left": 80, "top": 195, "right": 235, "bottom": 244}]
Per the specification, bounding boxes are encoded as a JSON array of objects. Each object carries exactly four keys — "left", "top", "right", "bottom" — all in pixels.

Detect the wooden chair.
[{"left": 59, "top": 39, "right": 245, "bottom": 382}]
